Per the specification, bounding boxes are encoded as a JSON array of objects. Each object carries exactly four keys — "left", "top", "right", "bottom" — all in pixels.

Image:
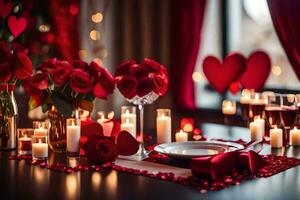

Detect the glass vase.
[
  {"left": 0, "top": 83, "right": 18, "bottom": 150},
  {"left": 48, "top": 106, "right": 67, "bottom": 153}
]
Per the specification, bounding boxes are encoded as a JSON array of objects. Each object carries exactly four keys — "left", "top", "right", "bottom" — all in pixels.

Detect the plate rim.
[{"left": 154, "top": 140, "right": 244, "bottom": 158}]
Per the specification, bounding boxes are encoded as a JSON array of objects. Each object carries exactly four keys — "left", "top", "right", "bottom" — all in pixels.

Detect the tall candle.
[
  {"left": 97, "top": 115, "right": 113, "bottom": 137},
  {"left": 34, "top": 127, "right": 47, "bottom": 136},
  {"left": 67, "top": 121, "right": 81, "bottom": 153},
  {"left": 270, "top": 126, "right": 283, "bottom": 148},
  {"left": 156, "top": 113, "right": 171, "bottom": 143},
  {"left": 121, "top": 119, "right": 135, "bottom": 137},
  {"left": 250, "top": 117, "right": 265, "bottom": 141},
  {"left": 121, "top": 109, "right": 136, "bottom": 137},
  {"left": 32, "top": 139, "right": 48, "bottom": 158},
  {"left": 290, "top": 127, "right": 300, "bottom": 146},
  {"left": 175, "top": 130, "right": 188, "bottom": 142}
]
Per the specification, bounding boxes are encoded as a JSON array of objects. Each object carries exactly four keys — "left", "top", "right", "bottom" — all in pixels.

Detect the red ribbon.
[{"left": 191, "top": 150, "right": 266, "bottom": 179}]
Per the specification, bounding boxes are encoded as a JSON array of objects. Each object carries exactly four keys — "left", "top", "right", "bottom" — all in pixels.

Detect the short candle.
[
  {"left": 32, "top": 139, "right": 48, "bottom": 160},
  {"left": 290, "top": 127, "right": 300, "bottom": 146},
  {"left": 156, "top": 109, "right": 171, "bottom": 144},
  {"left": 250, "top": 116, "right": 265, "bottom": 141},
  {"left": 222, "top": 100, "right": 236, "bottom": 115},
  {"left": 121, "top": 119, "right": 135, "bottom": 137},
  {"left": 175, "top": 130, "right": 188, "bottom": 142}
]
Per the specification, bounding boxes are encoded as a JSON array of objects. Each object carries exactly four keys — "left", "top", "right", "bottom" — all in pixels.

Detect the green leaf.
[{"left": 51, "top": 94, "right": 75, "bottom": 118}]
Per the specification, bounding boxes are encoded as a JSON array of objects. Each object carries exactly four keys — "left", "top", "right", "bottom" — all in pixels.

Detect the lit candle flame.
[
  {"left": 125, "top": 109, "right": 129, "bottom": 114},
  {"left": 125, "top": 119, "right": 130, "bottom": 124}
]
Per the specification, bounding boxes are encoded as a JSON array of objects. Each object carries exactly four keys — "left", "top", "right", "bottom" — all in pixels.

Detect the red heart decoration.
[
  {"left": 203, "top": 53, "right": 246, "bottom": 93},
  {"left": 8, "top": 15, "right": 27, "bottom": 37},
  {"left": 81, "top": 120, "right": 103, "bottom": 138},
  {"left": 0, "top": 0, "right": 13, "bottom": 20},
  {"left": 116, "top": 131, "right": 139, "bottom": 156},
  {"left": 240, "top": 51, "right": 271, "bottom": 91}
]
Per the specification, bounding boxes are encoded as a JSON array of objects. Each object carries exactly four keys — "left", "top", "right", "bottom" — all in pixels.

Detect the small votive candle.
[
  {"left": 270, "top": 126, "right": 283, "bottom": 148},
  {"left": 222, "top": 100, "right": 237, "bottom": 115},
  {"left": 121, "top": 106, "right": 137, "bottom": 138},
  {"left": 32, "top": 135, "right": 48, "bottom": 160},
  {"left": 290, "top": 127, "right": 300, "bottom": 146},
  {"left": 17, "top": 128, "right": 34, "bottom": 155},
  {"left": 33, "top": 121, "right": 49, "bottom": 136},
  {"left": 156, "top": 109, "right": 171, "bottom": 144},
  {"left": 97, "top": 111, "right": 114, "bottom": 137},
  {"left": 175, "top": 130, "right": 188, "bottom": 142},
  {"left": 66, "top": 118, "right": 81, "bottom": 157},
  {"left": 121, "top": 119, "right": 135, "bottom": 136},
  {"left": 250, "top": 116, "right": 265, "bottom": 141}
]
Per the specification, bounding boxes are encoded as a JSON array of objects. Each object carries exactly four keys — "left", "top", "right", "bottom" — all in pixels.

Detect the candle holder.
[
  {"left": 156, "top": 109, "right": 171, "bottom": 143},
  {"left": 121, "top": 106, "right": 137, "bottom": 137},
  {"left": 222, "top": 100, "right": 236, "bottom": 124},
  {"left": 33, "top": 121, "right": 50, "bottom": 136},
  {"left": 66, "top": 118, "right": 81, "bottom": 158},
  {"left": 17, "top": 128, "right": 34, "bottom": 155},
  {"left": 97, "top": 111, "right": 114, "bottom": 137},
  {"left": 32, "top": 135, "right": 48, "bottom": 160}
]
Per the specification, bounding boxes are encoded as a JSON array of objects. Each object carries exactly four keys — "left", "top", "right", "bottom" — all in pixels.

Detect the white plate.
[{"left": 154, "top": 141, "right": 244, "bottom": 159}]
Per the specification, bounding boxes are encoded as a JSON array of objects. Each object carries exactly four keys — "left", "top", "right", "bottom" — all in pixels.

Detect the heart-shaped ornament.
[
  {"left": 240, "top": 51, "right": 271, "bottom": 91},
  {"left": 116, "top": 131, "right": 139, "bottom": 156},
  {"left": 203, "top": 53, "right": 246, "bottom": 93},
  {"left": 0, "top": 0, "right": 13, "bottom": 20},
  {"left": 8, "top": 15, "right": 27, "bottom": 37}
]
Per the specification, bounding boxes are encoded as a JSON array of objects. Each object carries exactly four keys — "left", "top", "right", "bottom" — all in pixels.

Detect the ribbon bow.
[{"left": 191, "top": 150, "right": 266, "bottom": 179}]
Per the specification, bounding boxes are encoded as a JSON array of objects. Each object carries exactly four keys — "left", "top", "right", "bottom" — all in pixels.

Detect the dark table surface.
[{"left": 1, "top": 123, "right": 300, "bottom": 200}]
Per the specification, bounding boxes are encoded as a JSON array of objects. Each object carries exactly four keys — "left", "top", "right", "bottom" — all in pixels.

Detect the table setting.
[{"left": 1, "top": 0, "right": 300, "bottom": 199}]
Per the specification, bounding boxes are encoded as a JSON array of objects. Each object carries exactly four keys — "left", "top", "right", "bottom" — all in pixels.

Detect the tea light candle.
[
  {"left": 249, "top": 93, "right": 265, "bottom": 105},
  {"left": 34, "top": 127, "right": 47, "bottom": 136},
  {"left": 67, "top": 120, "right": 81, "bottom": 154},
  {"left": 175, "top": 130, "right": 188, "bottom": 142},
  {"left": 19, "top": 134, "right": 32, "bottom": 151},
  {"left": 97, "top": 115, "right": 114, "bottom": 137},
  {"left": 121, "top": 109, "right": 136, "bottom": 137},
  {"left": 270, "top": 126, "right": 283, "bottom": 148},
  {"left": 156, "top": 113, "right": 171, "bottom": 143},
  {"left": 290, "top": 127, "right": 300, "bottom": 146},
  {"left": 250, "top": 117, "right": 265, "bottom": 141},
  {"left": 121, "top": 119, "right": 135, "bottom": 137},
  {"left": 32, "top": 139, "right": 48, "bottom": 159},
  {"left": 222, "top": 100, "right": 236, "bottom": 115}
]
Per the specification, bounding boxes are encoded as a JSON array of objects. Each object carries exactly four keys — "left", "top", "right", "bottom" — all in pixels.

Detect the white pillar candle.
[
  {"left": 270, "top": 126, "right": 283, "bottom": 148},
  {"left": 67, "top": 122, "right": 81, "bottom": 153},
  {"left": 250, "top": 117, "right": 265, "bottom": 141},
  {"left": 121, "top": 110, "right": 136, "bottom": 137},
  {"left": 175, "top": 130, "right": 188, "bottom": 142},
  {"left": 156, "top": 113, "right": 171, "bottom": 143},
  {"left": 121, "top": 119, "right": 135, "bottom": 137},
  {"left": 34, "top": 127, "right": 47, "bottom": 136},
  {"left": 97, "top": 115, "right": 114, "bottom": 137},
  {"left": 222, "top": 100, "right": 236, "bottom": 115},
  {"left": 290, "top": 127, "right": 300, "bottom": 146},
  {"left": 32, "top": 139, "right": 48, "bottom": 158}
]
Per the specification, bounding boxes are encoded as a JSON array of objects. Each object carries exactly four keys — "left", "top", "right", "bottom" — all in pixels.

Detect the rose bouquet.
[
  {"left": 24, "top": 59, "right": 115, "bottom": 117},
  {"left": 115, "top": 58, "right": 168, "bottom": 102}
]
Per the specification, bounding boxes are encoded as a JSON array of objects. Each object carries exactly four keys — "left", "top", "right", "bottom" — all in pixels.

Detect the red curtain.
[
  {"left": 267, "top": 0, "right": 300, "bottom": 80},
  {"left": 170, "top": 0, "right": 206, "bottom": 109},
  {"left": 49, "top": 0, "right": 80, "bottom": 63}
]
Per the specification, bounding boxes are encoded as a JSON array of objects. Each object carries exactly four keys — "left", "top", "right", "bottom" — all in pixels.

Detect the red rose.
[
  {"left": 10, "top": 52, "right": 33, "bottom": 80},
  {"left": 89, "top": 61, "right": 105, "bottom": 76},
  {"left": 0, "top": 62, "right": 12, "bottom": 82},
  {"left": 152, "top": 74, "right": 168, "bottom": 96},
  {"left": 115, "top": 60, "right": 136, "bottom": 77},
  {"left": 69, "top": 69, "right": 93, "bottom": 94},
  {"left": 51, "top": 61, "right": 73, "bottom": 86},
  {"left": 136, "top": 77, "right": 155, "bottom": 97},
  {"left": 30, "top": 72, "right": 49, "bottom": 90},
  {"left": 130, "top": 64, "right": 149, "bottom": 79},
  {"left": 117, "top": 76, "right": 137, "bottom": 99},
  {"left": 83, "top": 135, "right": 117, "bottom": 164},
  {"left": 0, "top": 41, "right": 11, "bottom": 63},
  {"left": 73, "top": 60, "right": 89, "bottom": 72},
  {"left": 93, "top": 67, "right": 115, "bottom": 99},
  {"left": 39, "top": 58, "right": 57, "bottom": 73},
  {"left": 142, "top": 58, "right": 166, "bottom": 74}
]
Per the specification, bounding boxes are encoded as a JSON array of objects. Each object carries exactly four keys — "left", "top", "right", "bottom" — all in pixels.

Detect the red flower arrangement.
[
  {"left": 24, "top": 59, "right": 115, "bottom": 117},
  {"left": 0, "top": 41, "right": 33, "bottom": 83},
  {"left": 114, "top": 58, "right": 169, "bottom": 99}
]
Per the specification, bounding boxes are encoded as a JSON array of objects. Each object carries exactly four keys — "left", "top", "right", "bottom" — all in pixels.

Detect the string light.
[
  {"left": 272, "top": 65, "right": 282, "bottom": 76},
  {"left": 39, "top": 24, "right": 51, "bottom": 33},
  {"left": 192, "top": 72, "right": 202, "bottom": 82},
  {"left": 91, "top": 13, "right": 103, "bottom": 23},
  {"left": 90, "top": 30, "right": 100, "bottom": 41},
  {"left": 78, "top": 49, "right": 88, "bottom": 60}
]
